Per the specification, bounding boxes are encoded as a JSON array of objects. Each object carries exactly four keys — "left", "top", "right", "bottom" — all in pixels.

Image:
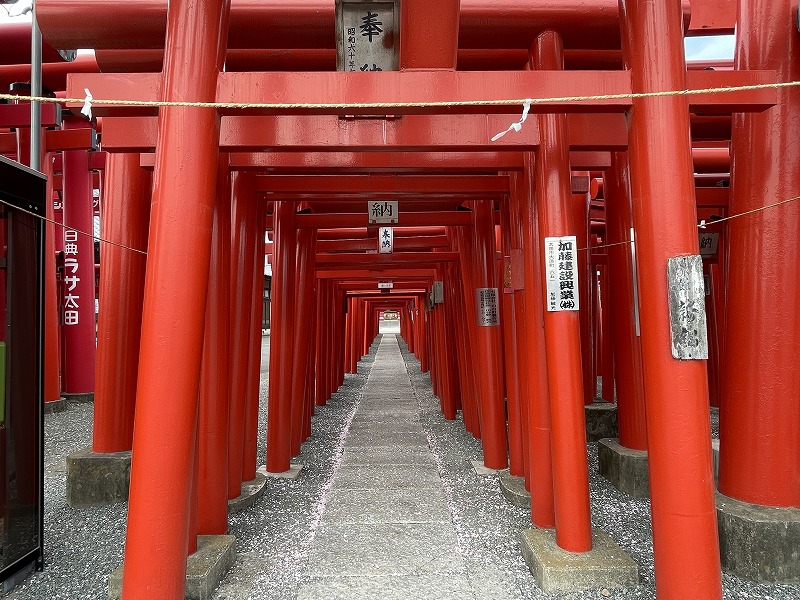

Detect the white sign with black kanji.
[
  {"left": 368, "top": 200, "right": 398, "bottom": 224},
  {"left": 544, "top": 235, "right": 580, "bottom": 312},
  {"left": 378, "top": 226, "right": 393, "bottom": 253}
]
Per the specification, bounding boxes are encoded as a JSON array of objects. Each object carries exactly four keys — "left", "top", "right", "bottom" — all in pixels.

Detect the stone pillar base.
[
  {"left": 584, "top": 402, "right": 617, "bottom": 442},
  {"left": 258, "top": 464, "right": 303, "bottom": 480},
  {"left": 228, "top": 471, "right": 267, "bottom": 514},
  {"left": 520, "top": 527, "right": 639, "bottom": 594},
  {"left": 108, "top": 535, "right": 236, "bottom": 600},
  {"left": 717, "top": 491, "right": 800, "bottom": 583},
  {"left": 499, "top": 470, "right": 530, "bottom": 509},
  {"left": 66, "top": 447, "right": 131, "bottom": 508},
  {"left": 63, "top": 392, "right": 95, "bottom": 404},
  {"left": 597, "top": 438, "right": 650, "bottom": 499},
  {"left": 43, "top": 398, "right": 67, "bottom": 414},
  {"left": 470, "top": 459, "right": 498, "bottom": 476}
]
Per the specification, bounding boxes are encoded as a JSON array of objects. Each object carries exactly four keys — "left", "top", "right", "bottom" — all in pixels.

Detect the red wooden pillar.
[
  {"left": 509, "top": 173, "right": 533, "bottom": 488},
  {"left": 61, "top": 120, "right": 96, "bottom": 398},
  {"left": 599, "top": 262, "right": 615, "bottom": 402},
  {"left": 500, "top": 196, "right": 525, "bottom": 477},
  {"left": 16, "top": 130, "right": 60, "bottom": 403},
  {"left": 121, "top": 0, "right": 230, "bottom": 595},
  {"left": 290, "top": 227, "right": 316, "bottom": 457},
  {"left": 532, "top": 31, "right": 592, "bottom": 551},
  {"left": 198, "top": 157, "right": 232, "bottom": 535},
  {"left": 719, "top": 0, "right": 800, "bottom": 508},
  {"left": 604, "top": 152, "right": 647, "bottom": 450},
  {"left": 467, "top": 199, "right": 508, "bottom": 469},
  {"left": 452, "top": 247, "right": 479, "bottom": 438},
  {"left": 571, "top": 186, "right": 593, "bottom": 405},
  {"left": 243, "top": 201, "right": 267, "bottom": 480},
  {"left": 520, "top": 154, "right": 556, "bottom": 528},
  {"left": 227, "top": 173, "right": 256, "bottom": 497},
  {"left": 315, "top": 279, "right": 327, "bottom": 405},
  {"left": 621, "top": 0, "right": 722, "bottom": 595},
  {"left": 93, "top": 153, "right": 150, "bottom": 452},
  {"left": 266, "top": 200, "right": 297, "bottom": 473}
]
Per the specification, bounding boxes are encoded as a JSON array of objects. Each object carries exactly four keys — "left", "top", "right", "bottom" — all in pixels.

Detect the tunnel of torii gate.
[{"left": 1, "top": 0, "right": 799, "bottom": 597}]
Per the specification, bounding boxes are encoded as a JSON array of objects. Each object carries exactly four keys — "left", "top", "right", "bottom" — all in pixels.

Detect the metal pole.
[{"left": 30, "top": 0, "right": 42, "bottom": 171}]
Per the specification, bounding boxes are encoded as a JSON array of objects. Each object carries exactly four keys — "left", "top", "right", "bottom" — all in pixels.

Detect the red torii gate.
[{"left": 31, "top": 0, "right": 790, "bottom": 598}]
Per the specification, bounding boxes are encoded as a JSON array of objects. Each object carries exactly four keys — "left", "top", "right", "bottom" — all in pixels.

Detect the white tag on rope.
[
  {"left": 491, "top": 98, "right": 532, "bottom": 142},
  {"left": 81, "top": 88, "right": 94, "bottom": 120},
  {"left": 698, "top": 219, "right": 707, "bottom": 229}
]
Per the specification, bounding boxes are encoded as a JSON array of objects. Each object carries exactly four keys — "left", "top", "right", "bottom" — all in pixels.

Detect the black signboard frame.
[{"left": 0, "top": 154, "right": 46, "bottom": 585}]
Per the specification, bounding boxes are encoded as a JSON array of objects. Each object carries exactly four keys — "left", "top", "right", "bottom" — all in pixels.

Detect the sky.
[{"left": 1, "top": 8, "right": 735, "bottom": 61}]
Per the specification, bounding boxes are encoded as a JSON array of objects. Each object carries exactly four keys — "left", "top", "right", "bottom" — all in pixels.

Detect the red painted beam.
[
  {"left": 1, "top": 22, "right": 75, "bottom": 65},
  {"left": 100, "top": 113, "right": 628, "bottom": 152},
  {"left": 316, "top": 268, "right": 437, "bottom": 279},
  {"left": 317, "top": 252, "right": 458, "bottom": 265},
  {"left": 257, "top": 175, "right": 509, "bottom": 195},
  {"left": 317, "top": 236, "right": 449, "bottom": 253},
  {"left": 0, "top": 102, "right": 61, "bottom": 128},
  {"left": 67, "top": 70, "right": 775, "bottom": 118},
  {"left": 289, "top": 212, "right": 473, "bottom": 229}
]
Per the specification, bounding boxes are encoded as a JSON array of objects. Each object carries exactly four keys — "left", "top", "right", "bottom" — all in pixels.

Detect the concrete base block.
[
  {"left": 66, "top": 447, "right": 131, "bottom": 508},
  {"left": 228, "top": 471, "right": 267, "bottom": 514},
  {"left": 597, "top": 439, "right": 650, "bottom": 499},
  {"left": 63, "top": 392, "right": 94, "bottom": 404},
  {"left": 584, "top": 402, "right": 617, "bottom": 442},
  {"left": 520, "top": 527, "right": 639, "bottom": 595},
  {"left": 717, "top": 491, "right": 800, "bottom": 583},
  {"left": 499, "top": 470, "right": 530, "bottom": 509},
  {"left": 43, "top": 398, "right": 67, "bottom": 414},
  {"left": 108, "top": 535, "right": 236, "bottom": 600},
  {"left": 257, "top": 464, "right": 303, "bottom": 480},
  {"left": 470, "top": 460, "right": 498, "bottom": 476}
]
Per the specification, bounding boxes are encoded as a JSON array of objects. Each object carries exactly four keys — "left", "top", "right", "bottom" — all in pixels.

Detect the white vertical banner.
[
  {"left": 378, "top": 226, "right": 393, "bottom": 253},
  {"left": 544, "top": 235, "right": 579, "bottom": 312}
]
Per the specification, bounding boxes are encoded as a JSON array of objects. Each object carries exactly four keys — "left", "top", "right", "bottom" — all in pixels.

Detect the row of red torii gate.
[{"left": 1, "top": 0, "right": 799, "bottom": 598}]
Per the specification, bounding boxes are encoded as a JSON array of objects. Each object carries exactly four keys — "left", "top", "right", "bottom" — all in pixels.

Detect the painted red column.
[
  {"left": 468, "top": 199, "right": 509, "bottom": 469},
  {"left": 718, "top": 0, "right": 800, "bottom": 507},
  {"left": 500, "top": 197, "right": 525, "bottom": 477},
  {"left": 290, "top": 227, "right": 316, "bottom": 457},
  {"left": 509, "top": 173, "right": 532, "bottom": 488},
  {"left": 93, "top": 153, "right": 151, "bottom": 452},
  {"left": 532, "top": 31, "right": 592, "bottom": 551},
  {"left": 198, "top": 158, "right": 232, "bottom": 535},
  {"left": 61, "top": 119, "right": 96, "bottom": 398},
  {"left": 227, "top": 173, "right": 257, "bottom": 497},
  {"left": 121, "top": 0, "right": 230, "bottom": 596},
  {"left": 604, "top": 152, "right": 647, "bottom": 450},
  {"left": 315, "top": 279, "right": 326, "bottom": 405},
  {"left": 265, "top": 200, "right": 296, "bottom": 473},
  {"left": 599, "top": 262, "right": 615, "bottom": 402},
  {"left": 572, "top": 187, "right": 594, "bottom": 405},
  {"left": 521, "top": 158, "right": 556, "bottom": 527},
  {"left": 243, "top": 201, "right": 267, "bottom": 480},
  {"left": 620, "top": 0, "right": 722, "bottom": 595}
]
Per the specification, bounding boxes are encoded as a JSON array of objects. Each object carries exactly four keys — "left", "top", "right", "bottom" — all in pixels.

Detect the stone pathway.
[{"left": 297, "top": 335, "right": 475, "bottom": 599}]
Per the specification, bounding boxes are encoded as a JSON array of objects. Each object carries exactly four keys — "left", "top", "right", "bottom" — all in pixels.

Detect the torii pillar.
[
  {"left": 717, "top": 0, "right": 800, "bottom": 582},
  {"left": 119, "top": 0, "right": 232, "bottom": 597},
  {"left": 621, "top": 0, "right": 722, "bottom": 597}
]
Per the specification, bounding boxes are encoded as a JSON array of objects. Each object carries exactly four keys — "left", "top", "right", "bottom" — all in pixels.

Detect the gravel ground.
[{"left": 2, "top": 334, "right": 797, "bottom": 600}]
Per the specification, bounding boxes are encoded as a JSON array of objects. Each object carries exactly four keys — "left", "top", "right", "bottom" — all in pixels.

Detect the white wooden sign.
[
  {"left": 378, "top": 226, "right": 393, "bottom": 253},
  {"left": 368, "top": 200, "right": 398, "bottom": 224},
  {"left": 544, "top": 235, "right": 579, "bottom": 312},
  {"left": 377, "top": 281, "right": 393, "bottom": 289},
  {"left": 336, "top": 1, "right": 397, "bottom": 73}
]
